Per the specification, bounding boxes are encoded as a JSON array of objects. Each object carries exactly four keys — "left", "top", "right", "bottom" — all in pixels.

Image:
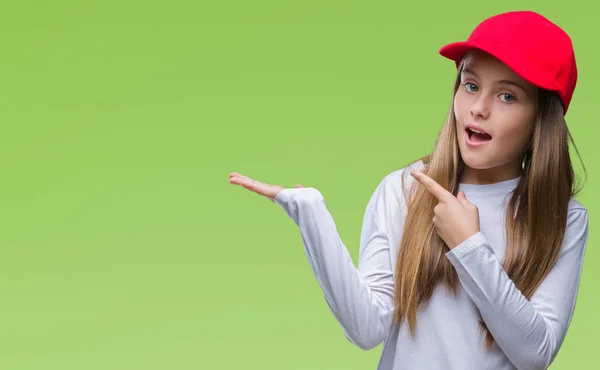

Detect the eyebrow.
[{"left": 461, "top": 68, "right": 529, "bottom": 94}]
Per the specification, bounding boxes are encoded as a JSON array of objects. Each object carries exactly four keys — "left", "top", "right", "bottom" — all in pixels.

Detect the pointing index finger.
[{"left": 410, "top": 170, "right": 453, "bottom": 202}]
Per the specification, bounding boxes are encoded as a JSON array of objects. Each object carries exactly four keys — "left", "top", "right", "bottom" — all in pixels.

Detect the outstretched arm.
[
  {"left": 229, "top": 171, "right": 397, "bottom": 350},
  {"left": 274, "top": 186, "right": 395, "bottom": 349}
]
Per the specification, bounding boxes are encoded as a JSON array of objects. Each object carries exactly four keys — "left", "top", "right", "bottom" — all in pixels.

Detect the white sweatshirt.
[{"left": 273, "top": 160, "right": 589, "bottom": 370}]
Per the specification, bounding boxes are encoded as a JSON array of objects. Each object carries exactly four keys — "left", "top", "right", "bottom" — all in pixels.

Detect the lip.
[
  {"left": 465, "top": 124, "right": 491, "bottom": 136},
  {"left": 464, "top": 124, "right": 492, "bottom": 148}
]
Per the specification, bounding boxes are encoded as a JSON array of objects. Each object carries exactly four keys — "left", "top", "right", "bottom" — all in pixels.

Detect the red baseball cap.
[{"left": 439, "top": 11, "right": 577, "bottom": 115}]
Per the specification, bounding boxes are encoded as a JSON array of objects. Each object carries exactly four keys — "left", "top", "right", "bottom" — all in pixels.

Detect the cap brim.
[
  {"left": 438, "top": 41, "right": 557, "bottom": 93},
  {"left": 439, "top": 41, "right": 475, "bottom": 64}
]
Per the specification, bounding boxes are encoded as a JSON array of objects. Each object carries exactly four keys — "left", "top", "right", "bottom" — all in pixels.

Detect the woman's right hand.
[{"left": 229, "top": 172, "right": 304, "bottom": 202}]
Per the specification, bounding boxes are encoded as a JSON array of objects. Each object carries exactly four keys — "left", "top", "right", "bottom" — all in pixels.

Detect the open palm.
[{"left": 229, "top": 172, "right": 304, "bottom": 202}]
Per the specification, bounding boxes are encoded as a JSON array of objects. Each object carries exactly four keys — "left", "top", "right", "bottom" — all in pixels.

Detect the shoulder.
[
  {"left": 568, "top": 197, "right": 587, "bottom": 213},
  {"left": 383, "top": 159, "right": 425, "bottom": 184},
  {"left": 385, "top": 159, "right": 425, "bottom": 189},
  {"left": 366, "top": 159, "right": 426, "bottom": 211},
  {"left": 566, "top": 197, "right": 588, "bottom": 231},
  {"left": 557, "top": 197, "right": 589, "bottom": 255},
  {"left": 567, "top": 197, "right": 588, "bottom": 229},
  {"left": 374, "top": 159, "right": 424, "bottom": 195}
]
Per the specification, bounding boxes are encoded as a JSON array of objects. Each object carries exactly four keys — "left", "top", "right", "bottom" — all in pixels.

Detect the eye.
[
  {"left": 500, "top": 93, "right": 516, "bottom": 102},
  {"left": 463, "top": 82, "right": 478, "bottom": 93}
]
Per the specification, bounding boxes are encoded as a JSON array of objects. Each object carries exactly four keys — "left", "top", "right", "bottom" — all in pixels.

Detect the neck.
[{"left": 460, "top": 163, "right": 522, "bottom": 185}]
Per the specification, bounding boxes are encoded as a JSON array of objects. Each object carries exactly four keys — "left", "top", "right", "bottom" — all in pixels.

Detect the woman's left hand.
[{"left": 410, "top": 169, "right": 481, "bottom": 250}]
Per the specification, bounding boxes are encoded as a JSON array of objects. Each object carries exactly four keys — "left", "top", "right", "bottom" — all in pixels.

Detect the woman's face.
[{"left": 454, "top": 50, "right": 538, "bottom": 184}]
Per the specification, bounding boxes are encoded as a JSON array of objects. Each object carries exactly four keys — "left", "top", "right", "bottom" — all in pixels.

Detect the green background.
[{"left": 0, "top": 1, "right": 596, "bottom": 369}]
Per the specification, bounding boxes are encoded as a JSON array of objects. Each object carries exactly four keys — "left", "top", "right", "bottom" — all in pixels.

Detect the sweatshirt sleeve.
[
  {"left": 273, "top": 181, "right": 396, "bottom": 350},
  {"left": 445, "top": 206, "right": 589, "bottom": 370}
]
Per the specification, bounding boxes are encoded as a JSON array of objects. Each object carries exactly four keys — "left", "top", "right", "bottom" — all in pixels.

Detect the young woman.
[{"left": 229, "top": 10, "right": 589, "bottom": 370}]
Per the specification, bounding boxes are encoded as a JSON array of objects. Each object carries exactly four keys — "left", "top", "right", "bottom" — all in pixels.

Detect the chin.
[{"left": 460, "top": 151, "right": 494, "bottom": 170}]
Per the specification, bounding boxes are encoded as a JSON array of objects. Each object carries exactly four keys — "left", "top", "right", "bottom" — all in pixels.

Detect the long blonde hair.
[{"left": 393, "top": 57, "right": 586, "bottom": 348}]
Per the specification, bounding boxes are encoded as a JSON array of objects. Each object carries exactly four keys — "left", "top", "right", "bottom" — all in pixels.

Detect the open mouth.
[{"left": 466, "top": 127, "right": 492, "bottom": 143}]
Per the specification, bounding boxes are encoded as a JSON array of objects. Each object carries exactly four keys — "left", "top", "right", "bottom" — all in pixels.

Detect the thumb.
[
  {"left": 295, "top": 184, "right": 305, "bottom": 188},
  {"left": 457, "top": 191, "right": 470, "bottom": 204}
]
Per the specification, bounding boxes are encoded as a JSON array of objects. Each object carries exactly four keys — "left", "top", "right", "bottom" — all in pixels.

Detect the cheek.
[
  {"left": 453, "top": 97, "right": 465, "bottom": 136},
  {"left": 454, "top": 93, "right": 469, "bottom": 138},
  {"left": 496, "top": 121, "right": 534, "bottom": 154},
  {"left": 453, "top": 92, "right": 464, "bottom": 118},
  {"left": 453, "top": 90, "right": 474, "bottom": 126}
]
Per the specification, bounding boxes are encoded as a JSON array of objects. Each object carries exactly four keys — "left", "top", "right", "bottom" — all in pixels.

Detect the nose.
[{"left": 470, "top": 94, "right": 491, "bottom": 120}]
